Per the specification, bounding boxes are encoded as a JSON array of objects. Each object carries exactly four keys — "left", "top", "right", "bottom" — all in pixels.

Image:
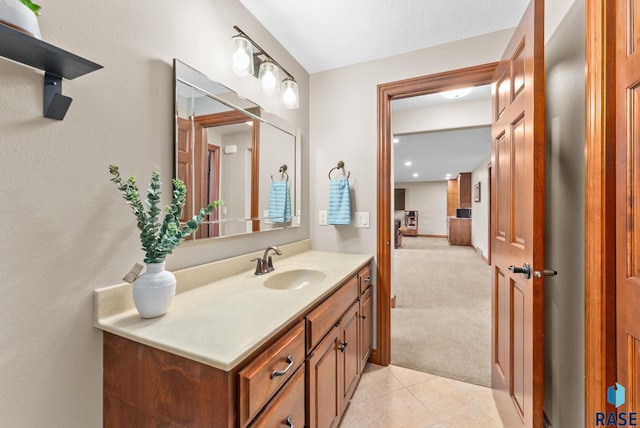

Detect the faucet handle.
[{"left": 250, "top": 258, "right": 266, "bottom": 275}]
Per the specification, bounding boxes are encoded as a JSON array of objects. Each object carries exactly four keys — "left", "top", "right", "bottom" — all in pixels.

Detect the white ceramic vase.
[
  {"left": 132, "top": 262, "right": 176, "bottom": 318},
  {"left": 0, "top": 0, "right": 41, "bottom": 38}
]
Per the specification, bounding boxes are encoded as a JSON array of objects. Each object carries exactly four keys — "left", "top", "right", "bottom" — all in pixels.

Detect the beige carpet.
[{"left": 391, "top": 237, "right": 492, "bottom": 387}]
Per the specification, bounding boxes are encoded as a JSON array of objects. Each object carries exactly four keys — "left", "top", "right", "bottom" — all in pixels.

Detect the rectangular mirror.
[{"left": 174, "top": 59, "right": 300, "bottom": 240}]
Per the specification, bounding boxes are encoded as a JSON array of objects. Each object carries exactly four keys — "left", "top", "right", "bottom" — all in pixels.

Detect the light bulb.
[
  {"left": 232, "top": 49, "right": 250, "bottom": 74},
  {"left": 282, "top": 87, "right": 296, "bottom": 104},
  {"left": 261, "top": 71, "right": 277, "bottom": 91},
  {"left": 281, "top": 78, "right": 299, "bottom": 109},
  {"left": 230, "top": 35, "right": 254, "bottom": 77}
]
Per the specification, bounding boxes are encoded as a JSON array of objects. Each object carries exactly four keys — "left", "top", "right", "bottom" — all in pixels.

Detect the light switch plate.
[
  {"left": 319, "top": 210, "right": 328, "bottom": 226},
  {"left": 355, "top": 212, "right": 370, "bottom": 228}
]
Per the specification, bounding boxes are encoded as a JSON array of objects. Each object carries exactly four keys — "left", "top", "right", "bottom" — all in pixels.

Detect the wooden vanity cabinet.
[
  {"left": 306, "top": 264, "right": 373, "bottom": 428},
  {"left": 102, "top": 262, "right": 373, "bottom": 428}
]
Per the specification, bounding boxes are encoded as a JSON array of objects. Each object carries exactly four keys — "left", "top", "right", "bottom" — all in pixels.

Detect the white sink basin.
[{"left": 263, "top": 268, "right": 327, "bottom": 290}]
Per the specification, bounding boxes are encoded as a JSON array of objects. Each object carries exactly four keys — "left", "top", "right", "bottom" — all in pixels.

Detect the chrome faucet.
[{"left": 251, "top": 246, "right": 283, "bottom": 275}]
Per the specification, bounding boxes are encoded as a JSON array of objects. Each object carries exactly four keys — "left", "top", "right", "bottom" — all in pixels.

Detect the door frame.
[
  {"left": 584, "top": 0, "right": 617, "bottom": 418},
  {"left": 374, "top": 62, "right": 498, "bottom": 365},
  {"left": 373, "top": 0, "right": 616, "bottom": 418}
]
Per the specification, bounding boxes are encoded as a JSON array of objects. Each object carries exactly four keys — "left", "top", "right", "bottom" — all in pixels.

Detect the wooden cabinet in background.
[
  {"left": 447, "top": 172, "right": 472, "bottom": 215},
  {"left": 458, "top": 172, "right": 472, "bottom": 208},
  {"left": 448, "top": 217, "right": 472, "bottom": 246}
]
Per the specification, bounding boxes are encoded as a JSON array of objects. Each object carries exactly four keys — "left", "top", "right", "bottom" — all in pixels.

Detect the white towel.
[
  {"left": 327, "top": 178, "right": 351, "bottom": 225},
  {"left": 269, "top": 181, "right": 291, "bottom": 223}
]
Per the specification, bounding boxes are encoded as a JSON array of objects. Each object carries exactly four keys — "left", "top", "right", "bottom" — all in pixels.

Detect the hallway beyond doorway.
[{"left": 391, "top": 237, "right": 491, "bottom": 387}]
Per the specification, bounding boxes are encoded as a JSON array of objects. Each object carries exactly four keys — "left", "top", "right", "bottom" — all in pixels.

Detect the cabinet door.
[
  {"left": 340, "top": 303, "right": 360, "bottom": 413},
  {"left": 307, "top": 325, "right": 341, "bottom": 428},
  {"left": 359, "top": 287, "right": 373, "bottom": 372}
]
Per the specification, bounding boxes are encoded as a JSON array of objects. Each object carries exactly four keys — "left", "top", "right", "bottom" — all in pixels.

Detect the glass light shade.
[
  {"left": 230, "top": 35, "right": 254, "bottom": 77},
  {"left": 259, "top": 60, "right": 281, "bottom": 95},
  {"left": 281, "top": 78, "right": 299, "bottom": 109}
]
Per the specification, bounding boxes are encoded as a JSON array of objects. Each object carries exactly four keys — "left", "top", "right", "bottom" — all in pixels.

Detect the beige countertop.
[{"left": 94, "top": 243, "right": 372, "bottom": 372}]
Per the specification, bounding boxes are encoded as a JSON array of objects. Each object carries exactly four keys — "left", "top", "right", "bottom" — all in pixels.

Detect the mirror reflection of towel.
[
  {"left": 328, "top": 178, "right": 351, "bottom": 225},
  {"left": 269, "top": 181, "right": 291, "bottom": 223}
]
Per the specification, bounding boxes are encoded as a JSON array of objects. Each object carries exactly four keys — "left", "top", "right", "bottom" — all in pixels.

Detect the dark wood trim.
[
  {"left": 584, "top": 0, "right": 617, "bottom": 418},
  {"left": 251, "top": 119, "right": 260, "bottom": 232},
  {"left": 375, "top": 62, "right": 498, "bottom": 366}
]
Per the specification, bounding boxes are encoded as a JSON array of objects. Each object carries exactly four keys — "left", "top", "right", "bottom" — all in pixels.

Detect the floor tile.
[{"left": 339, "top": 364, "right": 505, "bottom": 428}]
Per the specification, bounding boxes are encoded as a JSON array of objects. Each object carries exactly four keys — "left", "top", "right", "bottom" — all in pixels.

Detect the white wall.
[
  {"left": 0, "top": 1, "right": 309, "bottom": 426},
  {"left": 309, "top": 29, "right": 514, "bottom": 254},
  {"left": 471, "top": 155, "right": 491, "bottom": 259},
  {"left": 394, "top": 182, "right": 448, "bottom": 236},
  {"left": 392, "top": 98, "right": 491, "bottom": 134}
]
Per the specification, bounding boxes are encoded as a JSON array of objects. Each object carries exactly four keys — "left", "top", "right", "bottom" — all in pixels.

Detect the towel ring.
[
  {"left": 271, "top": 164, "right": 289, "bottom": 182},
  {"left": 328, "top": 161, "right": 350, "bottom": 179}
]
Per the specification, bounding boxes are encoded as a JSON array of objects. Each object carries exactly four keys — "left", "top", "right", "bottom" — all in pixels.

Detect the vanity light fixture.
[
  {"left": 231, "top": 26, "right": 299, "bottom": 109},
  {"left": 440, "top": 87, "right": 473, "bottom": 99}
]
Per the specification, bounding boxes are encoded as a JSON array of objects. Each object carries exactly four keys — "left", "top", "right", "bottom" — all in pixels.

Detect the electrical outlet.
[{"left": 319, "top": 210, "right": 328, "bottom": 225}]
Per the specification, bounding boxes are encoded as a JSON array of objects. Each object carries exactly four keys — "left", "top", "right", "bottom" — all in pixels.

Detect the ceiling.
[
  {"left": 237, "top": 0, "right": 528, "bottom": 74},
  {"left": 393, "top": 125, "right": 491, "bottom": 183},
  {"left": 237, "top": 1, "right": 525, "bottom": 183},
  {"left": 393, "top": 84, "right": 492, "bottom": 182}
]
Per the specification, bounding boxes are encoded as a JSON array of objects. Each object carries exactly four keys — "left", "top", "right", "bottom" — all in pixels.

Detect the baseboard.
[
  {"left": 471, "top": 244, "right": 490, "bottom": 265},
  {"left": 418, "top": 234, "right": 448, "bottom": 238},
  {"left": 544, "top": 412, "right": 552, "bottom": 428},
  {"left": 390, "top": 295, "right": 397, "bottom": 308}
]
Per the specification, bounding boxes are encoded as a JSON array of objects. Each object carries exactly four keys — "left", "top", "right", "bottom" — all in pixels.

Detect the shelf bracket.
[{"left": 43, "top": 72, "right": 72, "bottom": 120}]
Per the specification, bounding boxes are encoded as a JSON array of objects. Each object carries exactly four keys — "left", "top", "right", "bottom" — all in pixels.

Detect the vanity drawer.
[
  {"left": 239, "top": 320, "right": 305, "bottom": 426},
  {"left": 248, "top": 365, "right": 305, "bottom": 428},
  {"left": 358, "top": 265, "right": 372, "bottom": 294},
  {"left": 306, "top": 276, "right": 359, "bottom": 352}
]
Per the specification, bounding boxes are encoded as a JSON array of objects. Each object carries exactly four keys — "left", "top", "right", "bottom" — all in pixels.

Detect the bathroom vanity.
[{"left": 94, "top": 240, "right": 373, "bottom": 427}]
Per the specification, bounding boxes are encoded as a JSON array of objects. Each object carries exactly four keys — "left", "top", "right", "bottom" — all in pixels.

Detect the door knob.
[
  {"left": 534, "top": 269, "right": 558, "bottom": 278},
  {"left": 508, "top": 263, "right": 531, "bottom": 279}
]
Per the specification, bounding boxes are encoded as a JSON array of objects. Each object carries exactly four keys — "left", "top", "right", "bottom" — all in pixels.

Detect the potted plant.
[
  {"left": 109, "top": 165, "right": 222, "bottom": 318},
  {"left": 0, "top": 0, "right": 41, "bottom": 38}
]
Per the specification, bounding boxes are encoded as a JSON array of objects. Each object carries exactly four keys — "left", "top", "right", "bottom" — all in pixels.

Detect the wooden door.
[
  {"left": 176, "top": 117, "right": 193, "bottom": 226},
  {"left": 490, "top": 1, "right": 545, "bottom": 426},
  {"left": 307, "top": 325, "right": 341, "bottom": 428},
  {"left": 616, "top": 0, "right": 640, "bottom": 414}
]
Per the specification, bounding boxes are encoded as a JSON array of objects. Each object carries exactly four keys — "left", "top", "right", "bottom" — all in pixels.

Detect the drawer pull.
[
  {"left": 270, "top": 355, "right": 294, "bottom": 379},
  {"left": 285, "top": 416, "right": 294, "bottom": 428},
  {"left": 338, "top": 341, "right": 349, "bottom": 352}
]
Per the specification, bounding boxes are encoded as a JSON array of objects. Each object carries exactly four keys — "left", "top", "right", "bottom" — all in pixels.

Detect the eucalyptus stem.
[{"left": 109, "top": 165, "right": 222, "bottom": 264}]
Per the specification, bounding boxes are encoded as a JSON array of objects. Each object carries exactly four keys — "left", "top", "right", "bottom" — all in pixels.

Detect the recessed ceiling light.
[
  {"left": 446, "top": 173, "right": 452, "bottom": 177},
  {"left": 440, "top": 87, "right": 473, "bottom": 99},
  {"left": 413, "top": 173, "right": 419, "bottom": 178},
  {"left": 393, "top": 137, "right": 399, "bottom": 143},
  {"left": 404, "top": 161, "right": 412, "bottom": 166},
  {"left": 245, "top": 121, "right": 253, "bottom": 126}
]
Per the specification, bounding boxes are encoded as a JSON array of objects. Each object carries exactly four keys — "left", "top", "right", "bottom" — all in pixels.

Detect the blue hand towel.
[
  {"left": 269, "top": 181, "right": 291, "bottom": 223},
  {"left": 328, "top": 178, "right": 351, "bottom": 225}
]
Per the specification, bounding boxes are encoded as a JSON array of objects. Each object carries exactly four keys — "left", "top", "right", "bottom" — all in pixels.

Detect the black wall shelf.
[{"left": 0, "top": 24, "right": 103, "bottom": 119}]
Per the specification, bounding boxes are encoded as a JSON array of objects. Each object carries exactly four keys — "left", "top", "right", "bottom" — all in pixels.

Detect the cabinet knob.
[
  {"left": 285, "top": 416, "right": 294, "bottom": 428},
  {"left": 364, "top": 276, "right": 372, "bottom": 283},
  {"left": 338, "top": 341, "right": 349, "bottom": 352},
  {"left": 360, "top": 314, "right": 367, "bottom": 320}
]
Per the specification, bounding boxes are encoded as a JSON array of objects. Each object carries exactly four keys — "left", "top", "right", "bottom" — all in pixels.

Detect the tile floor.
[{"left": 338, "top": 364, "right": 505, "bottom": 428}]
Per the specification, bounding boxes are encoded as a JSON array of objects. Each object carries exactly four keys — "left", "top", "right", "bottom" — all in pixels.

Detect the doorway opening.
[
  {"left": 374, "top": 62, "right": 498, "bottom": 368},
  {"left": 389, "top": 88, "right": 493, "bottom": 386}
]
